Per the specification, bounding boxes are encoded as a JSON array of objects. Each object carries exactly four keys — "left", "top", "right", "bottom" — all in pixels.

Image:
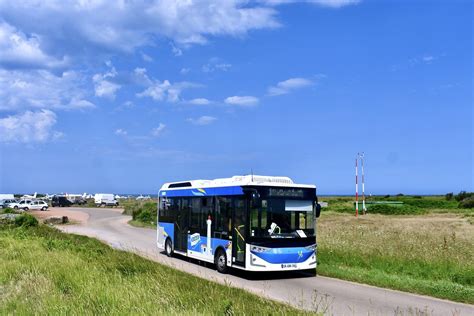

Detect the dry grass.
[{"left": 316, "top": 212, "right": 474, "bottom": 303}]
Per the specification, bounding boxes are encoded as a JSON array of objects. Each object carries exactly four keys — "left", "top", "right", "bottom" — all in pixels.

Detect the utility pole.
[
  {"left": 355, "top": 155, "right": 359, "bottom": 217},
  {"left": 355, "top": 152, "right": 367, "bottom": 217},
  {"left": 360, "top": 152, "right": 367, "bottom": 215}
]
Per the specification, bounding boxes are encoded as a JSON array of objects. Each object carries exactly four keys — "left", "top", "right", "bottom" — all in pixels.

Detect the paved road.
[{"left": 58, "top": 207, "right": 473, "bottom": 316}]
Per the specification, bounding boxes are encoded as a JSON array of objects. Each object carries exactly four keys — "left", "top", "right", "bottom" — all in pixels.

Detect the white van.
[
  {"left": 0, "top": 194, "right": 15, "bottom": 200},
  {"left": 94, "top": 193, "right": 119, "bottom": 207}
]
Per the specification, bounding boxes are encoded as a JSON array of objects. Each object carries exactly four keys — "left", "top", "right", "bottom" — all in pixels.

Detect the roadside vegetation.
[
  {"left": 323, "top": 192, "right": 474, "bottom": 215},
  {"left": 121, "top": 199, "right": 157, "bottom": 228},
  {"left": 0, "top": 222, "right": 308, "bottom": 315}
]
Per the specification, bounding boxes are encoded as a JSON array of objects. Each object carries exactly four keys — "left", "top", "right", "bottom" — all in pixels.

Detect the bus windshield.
[{"left": 248, "top": 187, "right": 316, "bottom": 239}]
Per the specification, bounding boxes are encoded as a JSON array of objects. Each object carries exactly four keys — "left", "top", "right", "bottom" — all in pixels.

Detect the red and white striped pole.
[
  {"left": 361, "top": 152, "right": 366, "bottom": 215},
  {"left": 355, "top": 155, "right": 359, "bottom": 217}
]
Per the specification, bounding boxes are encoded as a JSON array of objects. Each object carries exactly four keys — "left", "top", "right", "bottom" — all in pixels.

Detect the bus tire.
[
  {"left": 165, "top": 238, "right": 173, "bottom": 257},
  {"left": 215, "top": 249, "right": 228, "bottom": 274}
]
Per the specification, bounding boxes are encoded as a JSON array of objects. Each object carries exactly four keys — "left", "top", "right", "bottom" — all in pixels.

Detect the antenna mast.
[{"left": 355, "top": 154, "right": 359, "bottom": 217}]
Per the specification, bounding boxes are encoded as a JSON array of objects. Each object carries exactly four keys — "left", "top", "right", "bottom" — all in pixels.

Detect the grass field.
[
  {"left": 321, "top": 195, "right": 469, "bottom": 215},
  {"left": 123, "top": 195, "right": 474, "bottom": 303},
  {"left": 316, "top": 211, "right": 474, "bottom": 304},
  {"left": 0, "top": 224, "right": 309, "bottom": 315}
]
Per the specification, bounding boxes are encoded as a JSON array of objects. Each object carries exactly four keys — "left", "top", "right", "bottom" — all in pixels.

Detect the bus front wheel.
[
  {"left": 215, "top": 249, "right": 228, "bottom": 274},
  {"left": 165, "top": 238, "right": 173, "bottom": 257}
]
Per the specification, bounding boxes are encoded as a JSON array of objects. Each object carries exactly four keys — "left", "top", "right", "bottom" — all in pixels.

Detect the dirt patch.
[{"left": 30, "top": 207, "right": 89, "bottom": 225}]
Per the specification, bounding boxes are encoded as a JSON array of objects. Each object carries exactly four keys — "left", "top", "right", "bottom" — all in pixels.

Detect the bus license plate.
[{"left": 281, "top": 264, "right": 297, "bottom": 269}]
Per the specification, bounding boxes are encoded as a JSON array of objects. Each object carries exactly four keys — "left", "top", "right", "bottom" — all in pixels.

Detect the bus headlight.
[
  {"left": 305, "top": 244, "right": 316, "bottom": 251},
  {"left": 251, "top": 246, "right": 270, "bottom": 253}
]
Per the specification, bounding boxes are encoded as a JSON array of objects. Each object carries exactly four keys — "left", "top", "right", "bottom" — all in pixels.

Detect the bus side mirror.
[
  {"left": 315, "top": 203, "right": 321, "bottom": 218},
  {"left": 251, "top": 192, "right": 261, "bottom": 208}
]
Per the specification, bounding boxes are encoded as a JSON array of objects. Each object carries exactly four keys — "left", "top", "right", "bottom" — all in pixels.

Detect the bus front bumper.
[{"left": 246, "top": 244, "right": 317, "bottom": 272}]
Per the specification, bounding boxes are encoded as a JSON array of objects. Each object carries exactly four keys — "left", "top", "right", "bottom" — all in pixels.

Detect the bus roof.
[{"left": 159, "top": 175, "right": 316, "bottom": 191}]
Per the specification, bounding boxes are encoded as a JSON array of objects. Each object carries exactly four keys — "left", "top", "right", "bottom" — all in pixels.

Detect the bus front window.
[{"left": 250, "top": 198, "right": 315, "bottom": 238}]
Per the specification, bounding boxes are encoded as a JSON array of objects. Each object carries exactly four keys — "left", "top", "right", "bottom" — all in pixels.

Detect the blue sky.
[{"left": 0, "top": 0, "right": 472, "bottom": 195}]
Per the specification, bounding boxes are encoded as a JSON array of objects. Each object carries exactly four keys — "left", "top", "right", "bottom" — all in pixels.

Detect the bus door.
[
  {"left": 232, "top": 198, "right": 246, "bottom": 266},
  {"left": 175, "top": 198, "right": 189, "bottom": 252}
]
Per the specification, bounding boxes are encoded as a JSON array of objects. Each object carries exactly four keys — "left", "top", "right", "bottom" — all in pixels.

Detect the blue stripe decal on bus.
[
  {"left": 160, "top": 186, "right": 244, "bottom": 197},
  {"left": 158, "top": 222, "right": 174, "bottom": 245}
]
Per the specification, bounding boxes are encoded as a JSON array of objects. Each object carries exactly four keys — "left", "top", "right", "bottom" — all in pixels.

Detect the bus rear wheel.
[
  {"left": 215, "top": 249, "right": 228, "bottom": 274},
  {"left": 165, "top": 238, "right": 173, "bottom": 257}
]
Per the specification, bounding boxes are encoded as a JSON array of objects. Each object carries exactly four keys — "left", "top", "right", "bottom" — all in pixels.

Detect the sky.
[{"left": 0, "top": 0, "right": 472, "bottom": 195}]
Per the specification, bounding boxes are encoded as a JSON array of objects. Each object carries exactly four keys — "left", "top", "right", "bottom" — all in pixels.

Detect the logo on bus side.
[
  {"left": 191, "top": 188, "right": 206, "bottom": 196},
  {"left": 190, "top": 233, "right": 201, "bottom": 247}
]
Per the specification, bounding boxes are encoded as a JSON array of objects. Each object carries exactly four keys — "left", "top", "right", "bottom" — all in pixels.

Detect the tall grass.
[
  {"left": 0, "top": 225, "right": 308, "bottom": 315},
  {"left": 316, "top": 212, "right": 474, "bottom": 303},
  {"left": 322, "top": 195, "right": 467, "bottom": 214}
]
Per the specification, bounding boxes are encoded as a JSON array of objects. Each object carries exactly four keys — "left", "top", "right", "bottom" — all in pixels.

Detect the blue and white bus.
[{"left": 157, "top": 175, "right": 321, "bottom": 273}]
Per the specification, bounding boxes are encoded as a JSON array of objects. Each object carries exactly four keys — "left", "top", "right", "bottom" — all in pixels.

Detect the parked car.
[
  {"left": 68, "top": 196, "right": 87, "bottom": 205},
  {"left": 7, "top": 199, "right": 48, "bottom": 211},
  {"left": 94, "top": 193, "right": 119, "bottom": 207},
  {"left": 51, "top": 195, "right": 72, "bottom": 207},
  {"left": 24, "top": 200, "right": 49, "bottom": 211},
  {"left": 7, "top": 199, "right": 31, "bottom": 209},
  {"left": 0, "top": 199, "right": 17, "bottom": 208}
]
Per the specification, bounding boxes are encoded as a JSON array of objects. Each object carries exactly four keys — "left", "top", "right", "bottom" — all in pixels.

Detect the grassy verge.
[
  {"left": 0, "top": 224, "right": 308, "bottom": 315},
  {"left": 128, "top": 219, "right": 156, "bottom": 229},
  {"left": 316, "top": 212, "right": 474, "bottom": 303}
]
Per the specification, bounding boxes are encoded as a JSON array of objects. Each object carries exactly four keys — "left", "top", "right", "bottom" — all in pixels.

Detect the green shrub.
[
  {"left": 131, "top": 202, "right": 157, "bottom": 224},
  {"left": 14, "top": 213, "right": 39, "bottom": 227},
  {"left": 137, "top": 210, "right": 152, "bottom": 222},
  {"left": 401, "top": 198, "right": 457, "bottom": 209},
  {"left": 455, "top": 191, "right": 474, "bottom": 202},
  {"left": 445, "top": 192, "right": 454, "bottom": 201},
  {"left": 368, "top": 204, "right": 425, "bottom": 215},
  {"left": 459, "top": 197, "right": 474, "bottom": 209},
  {"left": 2, "top": 208, "right": 14, "bottom": 214}
]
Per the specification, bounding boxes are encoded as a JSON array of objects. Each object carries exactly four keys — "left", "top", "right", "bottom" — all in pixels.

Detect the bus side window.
[
  {"left": 190, "top": 198, "right": 203, "bottom": 234},
  {"left": 215, "top": 197, "right": 231, "bottom": 238}
]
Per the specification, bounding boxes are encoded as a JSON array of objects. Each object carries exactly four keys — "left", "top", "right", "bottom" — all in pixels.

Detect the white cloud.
[
  {"left": 170, "top": 43, "right": 183, "bottom": 56},
  {"left": 0, "top": 1, "right": 279, "bottom": 55},
  {"left": 0, "top": 109, "right": 63, "bottom": 143},
  {"left": 133, "top": 67, "right": 153, "bottom": 86},
  {"left": 136, "top": 68, "right": 200, "bottom": 103},
  {"left": 187, "top": 116, "right": 217, "bottom": 126},
  {"left": 92, "top": 62, "right": 121, "bottom": 99},
  {"left": 180, "top": 68, "right": 190, "bottom": 75},
  {"left": 422, "top": 55, "right": 435, "bottom": 64},
  {"left": 267, "top": 77, "right": 313, "bottom": 96},
  {"left": 0, "top": 69, "right": 94, "bottom": 111},
  {"left": 261, "top": 0, "right": 360, "bottom": 8},
  {"left": 202, "top": 58, "right": 232, "bottom": 73},
  {"left": 224, "top": 95, "right": 259, "bottom": 106},
  {"left": 137, "top": 80, "right": 173, "bottom": 102},
  {"left": 141, "top": 52, "right": 153, "bottom": 62},
  {"left": 115, "top": 128, "right": 128, "bottom": 136},
  {"left": 151, "top": 123, "right": 166, "bottom": 137},
  {"left": 0, "top": 21, "right": 67, "bottom": 69},
  {"left": 188, "top": 98, "right": 211, "bottom": 105}
]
